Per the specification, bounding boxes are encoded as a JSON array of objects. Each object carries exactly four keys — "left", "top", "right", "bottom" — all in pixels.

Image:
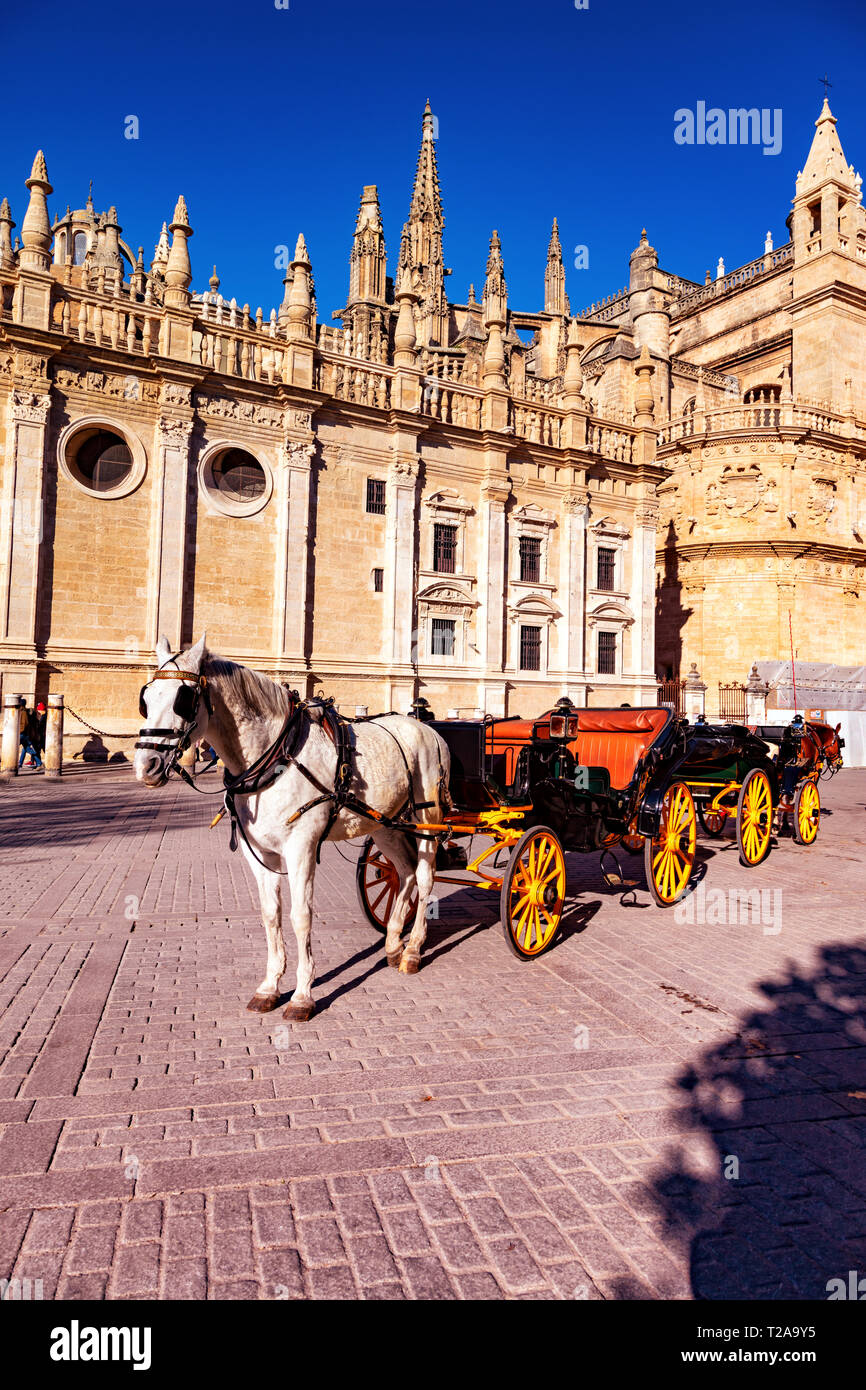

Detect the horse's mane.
[{"left": 203, "top": 653, "right": 294, "bottom": 720}]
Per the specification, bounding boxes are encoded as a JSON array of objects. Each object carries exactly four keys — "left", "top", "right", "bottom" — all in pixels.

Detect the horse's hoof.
[
  {"left": 398, "top": 953, "right": 420, "bottom": 975},
  {"left": 386, "top": 949, "right": 403, "bottom": 969},
  {"left": 283, "top": 998, "right": 315, "bottom": 1022},
  {"left": 246, "top": 992, "right": 281, "bottom": 1013}
]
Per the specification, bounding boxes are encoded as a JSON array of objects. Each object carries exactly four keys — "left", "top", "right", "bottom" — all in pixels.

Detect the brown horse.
[{"left": 808, "top": 720, "right": 844, "bottom": 777}]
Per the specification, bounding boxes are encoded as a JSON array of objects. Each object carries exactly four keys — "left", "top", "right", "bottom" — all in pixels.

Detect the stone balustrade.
[
  {"left": 657, "top": 397, "right": 865, "bottom": 448},
  {"left": 586, "top": 421, "right": 635, "bottom": 462},
  {"left": 670, "top": 243, "right": 793, "bottom": 318}
]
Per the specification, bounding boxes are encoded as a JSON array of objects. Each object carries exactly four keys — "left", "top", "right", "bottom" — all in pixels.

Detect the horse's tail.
[{"left": 437, "top": 756, "right": 455, "bottom": 817}]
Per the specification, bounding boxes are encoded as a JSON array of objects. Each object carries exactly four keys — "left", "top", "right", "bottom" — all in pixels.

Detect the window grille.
[{"left": 519, "top": 625, "right": 542, "bottom": 671}]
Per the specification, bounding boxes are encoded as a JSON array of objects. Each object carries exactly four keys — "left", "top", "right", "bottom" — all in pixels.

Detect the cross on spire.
[{"left": 819, "top": 73, "right": 832, "bottom": 99}]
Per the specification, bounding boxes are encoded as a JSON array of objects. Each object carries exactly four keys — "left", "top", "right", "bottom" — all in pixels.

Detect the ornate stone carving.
[
  {"left": 11, "top": 389, "right": 51, "bottom": 424},
  {"left": 807, "top": 477, "right": 837, "bottom": 521},
  {"left": 161, "top": 381, "right": 191, "bottom": 407},
  {"left": 635, "top": 503, "right": 660, "bottom": 528},
  {"left": 563, "top": 492, "right": 590, "bottom": 514},
  {"left": 291, "top": 409, "right": 312, "bottom": 430},
  {"left": 281, "top": 440, "right": 316, "bottom": 469},
  {"left": 14, "top": 349, "right": 50, "bottom": 383},
  {"left": 157, "top": 415, "right": 193, "bottom": 447},
  {"left": 391, "top": 458, "right": 420, "bottom": 479}
]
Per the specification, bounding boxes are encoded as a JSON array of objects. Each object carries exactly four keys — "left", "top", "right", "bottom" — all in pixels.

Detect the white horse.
[{"left": 133, "top": 635, "right": 451, "bottom": 1021}]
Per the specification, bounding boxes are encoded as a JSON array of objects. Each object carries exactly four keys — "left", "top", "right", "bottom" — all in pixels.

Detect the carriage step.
[{"left": 435, "top": 841, "right": 468, "bottom": 871}]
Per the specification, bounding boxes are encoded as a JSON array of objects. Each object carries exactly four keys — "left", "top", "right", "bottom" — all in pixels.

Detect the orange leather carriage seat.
[
  {"left": 482, "top": 707, "right": 671, "bottom": 795},
  {"left": 567, "top": 708, "right": 671, "bottom": 792}
]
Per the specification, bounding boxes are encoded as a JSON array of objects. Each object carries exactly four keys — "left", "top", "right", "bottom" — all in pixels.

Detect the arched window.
[{"left": 72, "top": 232, "right": 88, "bottom": 266}]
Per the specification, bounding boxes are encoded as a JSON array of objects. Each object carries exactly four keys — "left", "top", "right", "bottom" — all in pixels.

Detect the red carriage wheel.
[
  {"left": 356, "top": 838, "right": 418, "bottom": 934},
  {"left": 697, "top": 802, "right": 728, "bottom": 837}
]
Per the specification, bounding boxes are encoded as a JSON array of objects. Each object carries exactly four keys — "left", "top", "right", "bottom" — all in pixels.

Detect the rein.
[
  {"left": 138, "top": 654, "right": 441, "bottom": 874},
  {"left": 222, "top": 698, "right": 437, "bottom": 873}
]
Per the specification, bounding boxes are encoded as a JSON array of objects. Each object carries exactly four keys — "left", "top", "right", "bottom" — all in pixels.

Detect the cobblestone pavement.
[{"left": 0, "top": 761, "right": 864, "bottom": 1301}]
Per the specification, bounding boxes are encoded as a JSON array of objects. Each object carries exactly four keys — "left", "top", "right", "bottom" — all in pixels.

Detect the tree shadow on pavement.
[{"left": 610, "top": 944, "right": 866, "bottom": 1299}]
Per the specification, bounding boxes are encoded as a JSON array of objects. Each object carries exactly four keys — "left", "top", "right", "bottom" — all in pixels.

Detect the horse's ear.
[
  {"left": 186, "top": 632, "right": 207, "bottom": 672},
  {"left": 835, "top": 722, "right": 842, "bottom": 733},
  {"left": 155, "top": 635, "right": 171, "bottom": 663}
]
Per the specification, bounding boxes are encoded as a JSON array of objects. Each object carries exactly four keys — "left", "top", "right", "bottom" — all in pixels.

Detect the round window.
[
  {"left": 210, "top": 448, "right": 267, "bottom": 503},
  {"left": 67, "top": 428, "right": 134, "bottom": 492}
]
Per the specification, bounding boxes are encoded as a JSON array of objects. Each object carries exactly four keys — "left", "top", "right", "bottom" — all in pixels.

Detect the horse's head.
[{"left": 134, "top": 634, "right": 210, "bottom": 787}]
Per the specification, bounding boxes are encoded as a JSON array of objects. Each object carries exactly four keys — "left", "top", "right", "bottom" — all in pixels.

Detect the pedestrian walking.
[{"left": 18, "top": 698, "right": 44, "bottom": 770}]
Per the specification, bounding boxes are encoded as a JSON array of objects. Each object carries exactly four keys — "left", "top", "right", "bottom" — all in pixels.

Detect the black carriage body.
[
  {"left": 678, "top": 723, "right": 778, "bottom": 803},
  {"left": 431, "top": 707, "right": 687, "bottom": 851}
]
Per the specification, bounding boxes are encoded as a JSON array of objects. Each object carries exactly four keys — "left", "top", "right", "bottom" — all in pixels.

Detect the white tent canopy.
[{"left": 755, "top": 661, "right": 866, "bottom": 712}]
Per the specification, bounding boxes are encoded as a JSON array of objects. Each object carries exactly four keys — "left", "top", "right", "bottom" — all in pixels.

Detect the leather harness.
[
  {"left": 222, "top": 697, "right": 438, "bottom": 871},
  {"left": 136, "top": 660, "right": 440, "bottom": 875}
]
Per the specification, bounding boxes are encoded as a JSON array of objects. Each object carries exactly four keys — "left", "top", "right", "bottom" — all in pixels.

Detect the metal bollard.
[
  {"left": 44, "top": 694, "right": 64, "bottom": 780},
  {"left": 0, "top": 693, "right": 22, "bottom": 782}
]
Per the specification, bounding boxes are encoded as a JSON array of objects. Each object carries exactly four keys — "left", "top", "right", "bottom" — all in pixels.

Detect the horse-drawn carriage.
[
  {"left": 675, "top": 715, "right": 844, "bottom": 865},
  {"left": 357, "top": 700, "right": 699, "bottom": 960}
]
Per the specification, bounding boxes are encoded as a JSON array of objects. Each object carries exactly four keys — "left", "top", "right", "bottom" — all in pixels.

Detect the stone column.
[
  {"left": 273, "top": 431, "right": 316, "bottom": 664},
  {"left": 0, "top": 693, "right": 21, "bottom": 781},
  {"left": 1, "top": 378, "right": 51, "bottom": 655},
  {"left": 682, "top": 662, "right": 707, "bottom": 721},
  {"left": 561, "top": 492, "right": 589, "bottom": 687},
  {"left": 44, "top": 692, "right": 64, "bottom": 779},
  {"left": 745, "top": 663, "right": 769, "bottom": 725},
  {"left": 479, "top": 474, "right": 511, "bottom": 673},
  {"left": 629, "top": 497, "right": 660, "bottom": 693},
  {"left": 147, "top": 412, "right": 193, "bottom": 651},
  {"left": 384, "top": 448, "right": 420, "bottom": 707}
]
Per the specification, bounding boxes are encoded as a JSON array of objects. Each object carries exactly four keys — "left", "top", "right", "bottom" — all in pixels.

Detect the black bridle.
[{"left": 135, "top": 657, "right": 211, "bottom": 779}]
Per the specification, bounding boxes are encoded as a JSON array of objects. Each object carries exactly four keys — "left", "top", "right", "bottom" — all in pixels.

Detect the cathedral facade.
[{"left": 0, "top": 100, "right": 863, "bottom": 746}]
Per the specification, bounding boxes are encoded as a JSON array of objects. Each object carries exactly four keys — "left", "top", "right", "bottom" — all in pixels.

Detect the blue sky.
[{"left": 4, "top": 0, "right": 864, "bottom": 320}]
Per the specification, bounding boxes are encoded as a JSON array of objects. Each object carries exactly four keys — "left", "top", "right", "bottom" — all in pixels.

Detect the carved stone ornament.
[
  {"left": 807, "top": 477, "right": 837, "bottom": 521},
  {"left": 392, "top": 458, "right": 420, "bottom": 479},
  {"left": 14, "top": 349, "right": 50, "bottom": 382},
  {"left": 11, "top": 389, "right": 51, "bottom": 424},
  {"left": 712, "top": 463, "right": 766, "bottom": 517},
  {"left": 291, "top": 409, "right": 312, "bottom": 430},
  {"left": 635, "top": 503, "right": 660, "bottom": 529},
  {"left": 161, "top": 381, "right": 191, "bottom": 408},
  {"left": 157, "top": 415, "right": 193, "bottom": 447},
  {"left": 281, "top": 440, "right": 316, "bottom": 469}
]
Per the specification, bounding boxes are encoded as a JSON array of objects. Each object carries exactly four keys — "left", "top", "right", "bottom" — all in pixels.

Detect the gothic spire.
[
  {"left": 410, "top": 99, "right": 443, "bottom": 225},
  {"left": 544, "top": 216, "right": 569, "bottom": 315},
  {"left": 404, "top": 101, "right": 448, "bottom": 346},
  {"left": 797, "top": 98, "right": 860, "bottom": 197}
]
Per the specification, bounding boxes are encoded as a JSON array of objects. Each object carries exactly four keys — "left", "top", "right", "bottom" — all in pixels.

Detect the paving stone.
[{"left": 0, "top": 769, "right": 863, "bottom": 1300}]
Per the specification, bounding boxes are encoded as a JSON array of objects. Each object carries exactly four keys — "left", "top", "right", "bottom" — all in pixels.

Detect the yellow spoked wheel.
[
  {"left": 697, "top": 802, "right": 728, "bottom": 838},
  {"left": 793, "top": 780, "right": 820, "bottom": 846},
  {"left": 645, "top": 782, "right": 696, "bottom": 907},
  {"left": 500, "top": 825, "right": 565, "bottom": 960},
  {"left": 736, "top": 768, "right": 773, "bottom": 868},
  {"left": 356, "top": 838, "right": 418, "bottom": 934}
]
